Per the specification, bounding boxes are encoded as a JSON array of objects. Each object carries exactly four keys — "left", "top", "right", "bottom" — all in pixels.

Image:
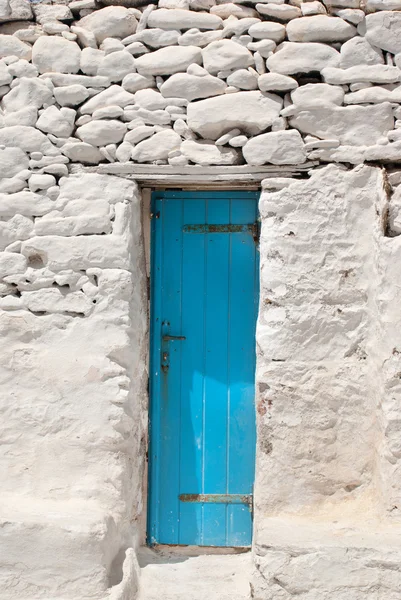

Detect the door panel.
[{"left": 148, "top": 190, "right": 259, "bottom": 547}]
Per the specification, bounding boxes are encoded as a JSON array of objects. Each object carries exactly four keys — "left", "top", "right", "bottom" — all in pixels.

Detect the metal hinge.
[{"left": 179, "top": 493, "right": 253, "bottom": 511}]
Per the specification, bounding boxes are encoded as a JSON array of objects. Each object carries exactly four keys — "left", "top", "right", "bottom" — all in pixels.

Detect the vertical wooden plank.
[
  {"left": 202, "top": 195, "right": 230, "bottom": 546},
  {"left": 227, "top": 194, "right": 259, "bottom": 546},
  {"left": 179, "top": 195, "right": 206, "bottom": 545},
  {"left": 148, "top": 193, "right": 163, "bottom": 545},
  {"left": 157, "top": 194, "right": 184, "bottom": 544}
]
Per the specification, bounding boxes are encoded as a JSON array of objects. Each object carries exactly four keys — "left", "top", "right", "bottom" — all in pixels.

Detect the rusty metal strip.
[
  {"left": 183, "top": 224, "right": 254, "bottom": 234},
  {"left": 179, "top": 493, "right": 252, "bottom": 505}
]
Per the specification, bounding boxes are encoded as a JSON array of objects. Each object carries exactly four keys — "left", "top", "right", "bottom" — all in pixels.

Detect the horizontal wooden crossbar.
[{"left": 179, "top": 494, "right": 252, "bottom": 505}]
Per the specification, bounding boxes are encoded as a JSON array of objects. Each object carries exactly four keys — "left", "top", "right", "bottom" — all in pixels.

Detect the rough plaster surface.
[
  {"left": 137, "top": 548, "right": 252, "bottom": 600},
  {"left": 1, "top": 0, "right": 401, "bottom": 598},
  {"left": 0, "top": 174, "right": 148, "bottom": 600},
  {"left": 253, "top": 164, "right": 401, "bottom": 598}
]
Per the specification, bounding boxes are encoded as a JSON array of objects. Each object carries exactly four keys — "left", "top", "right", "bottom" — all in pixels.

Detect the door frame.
[{"left": 145, "top": 187, "right": 261, "bottom": 547}]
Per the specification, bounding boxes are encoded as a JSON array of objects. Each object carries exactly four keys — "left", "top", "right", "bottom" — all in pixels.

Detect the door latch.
[{"left": 162, "top": 335, "right": 186, "bottom": 342}]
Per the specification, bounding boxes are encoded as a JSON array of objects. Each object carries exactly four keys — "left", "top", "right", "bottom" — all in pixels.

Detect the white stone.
[
  {"left": 28, "top": 174, "right": 56, "bottom": 192},
  {"left": 8, "top": 26, "right": 42, "bottom": 45},
  {"left": 100, "top": 38, "right": 125, "bottom": 54},
  {"left": 259, "top": 73, "right": 298, "bottom": 92},
  {"left": 32, "top": 37, "right": 81, "bottom": 75},
  {"left": 34, "top": 213, "right": 112, "bottom": 236},
  {"left": 0, "top": 252, "right": 27, "bottom": 278},
  {"left": 190, "top": 0, "right": 215, "bottom": 9},
  {"left": 322, "top": 0, "right": 360, "bottom": 6},
  {"left": 42, "top": 164, "right": 69, "bottom": 177},
  {"left": 215, "top": 128, "right": 241, "bottom": 145},
  {"left": 360, "top": 12, "right": 401, "bottom": 54},
  {"left": 291, "top": 83, "right": 345, "bottom": 107},
  {"left": 304, "top": 138, "right": 340, "bottom": 149},
  {"left": 367, "top": 0, "right": 401, "bottom": 8},
  {"left": 33, "top": 3, "right": 72, "bottom": 24},
  {"left": 344, "top": 87, "right": 401, "bottom": 104},
  {"left": 4, "top": 106, "right": 37, "bottom": 127},
  {"left": 227, "top": 135, "right": 247, "bottom": 147},
  {"left": 248, "top": 21, "right": 286, "bottom": 42},
  {"left": 80, "top": 85, "right": 135, "bottom": 114},
  {"left": 54, "top": 85, "right": 90, "bottom": 107},
  {"left": 124, "top": 28, "right": 181, "bottom": 49},
  {"left": 226, "top": 69, "right": 258, "bottom": 90},
  {"left": 97, "top": 50, "right": 136, "bottom": 82},
  {"left": 187, "top": 90, "right": 282, "bottom": 140},
  {"left": 339, "top": 36, "right": 384, "bottom": 69},
  {"left": 125, "top": 42, "right": 149, "bottom": 56},
  {"left": 186, "top": 64, "right": 209, "bottom": 77},
  {"left": 135, "top": 46, "right": 202, "bottom": 76},
  {"left": 211, "top": 3, "right": 258, "bottom": 18},
  {"left": 160, "top": 72, "right": 226, "bottom": 100},
  {"left": 0, "top": 214, "right": 33, "bottom": 249},
  {"left": 180, "top": 139, "right": 240, "bottom": 165},
  {"left": 290, "top": 102, "right": 394, "bottom": 145},
  {"left": 80, "top": 48, "right": 105, "bottom": 76},
  {"left": 333, "top": 8, "right": 364, "bottom": 24},
  {"left": 0, "top": 125, "right": 56, "bottom": 154},
  {"left": 92, "top": 105, "right": 125, "bottom": 119},
  {"left": 0, "top": 191, "right": 54, "bottom": 216},
  {"left": 261, "top": 176, "right": 298, "bottom": 189},
  {"left": 76, "top": 120, "right": 127, "bottom": 146},
  {"left": 7, "top": 58, "right": 37, "bottom": 79},
  {"left": 322, "top": 65, "right": 401, "bottom": 84},
  {"left": 115, "top": 141, "right": 133, "bottom": 162},
  {"left": 57, "top": 172, "right": 134, "bottom": 205},
  {"left": 126, "top": 106, "right": 171, "bottom": 125},
  {"left": 20, "top": 288, "right": 92, "bottom": 315},
  {"left": 256, "top": 3, "right": 301, "bottom": 20},
  {"left": 202, "top": 40, "right": 253, "bottom": 74},
  {"left": 78, "top": 6, "right": 138, "bottom": 43},
  {"left": 71, "top": 25, "right": 97, "bottom": 49},
  {"left": 266, "top": 41, "right": 340, "bottom": 74},
  {"left": 133, "top": 89, "right": 167, "bottom": 110},
  {"left": 122, "top": 72, "right": 155, "bottom": 93},
  {"left": 0, "top": 146, "right": 28, "bottom": 178},
  {"left": 1, "top": 77, "right": 53, "bottom": 113},
  {"left": 42, "top": 73, "right": 109, "bottom": 88},
  {"left": 147, "top": 9, "right": 223, "bottom": 31},
  {"left": 243, "top": 129, "right": 306, "bottom": 165},
  {"left": 159, "top": 0, "right": 189, "bottom": 9},
  {"left": 43, "top": 22, "right": 69, "bottom": 35},
  {"left": 178, "top": 29, "right": 224, "bottom": 48},
  {"left": 37, "top": 106, "right": 76, "bottom": 138},
  {"left": 131, "top": 129, "right": 181, "bottom": 161},
  {"left": 0, "top": 0, "right": 32, "bottom": 22},
  {"left": 247, "top": 39, "right": 276, "bottom": 57},
  {"left": 0, "top": 34, "right": 31, "bottom": 60},
  {"left": 287, "top": 15, "right": 356, "bottom": 42},
  {"left": 0, "top": 60, "right": 11, "bottom": 86},
  {"left": 124, "top": 125, "right": 155, "bottom": 144},
  {"left": 0, "top": 176, "right": 27, "bottom": 193},
  {"left": 222, "top": 17, "right": 261, "bottom": 36},
  {"left": 301, "top": 1, "right": 327, "bottom": 15}
]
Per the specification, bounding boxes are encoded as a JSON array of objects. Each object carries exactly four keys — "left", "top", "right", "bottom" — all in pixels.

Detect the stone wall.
[
  {"left": 0, "top": 0, "right": 401, "bottom": 167},
  {"left": 0, "top": 173, "right": 148, "bottom": 599},
  {"left": 2, "top": 0, "right": 401, "bottom": 598}
]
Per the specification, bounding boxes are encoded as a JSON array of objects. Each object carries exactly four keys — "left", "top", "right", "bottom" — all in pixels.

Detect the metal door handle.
[{"left": 162, "top": 335, "right": 186, "bottom": 341}]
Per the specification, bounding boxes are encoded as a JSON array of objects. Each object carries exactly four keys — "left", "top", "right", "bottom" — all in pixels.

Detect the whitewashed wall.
[{"left": 1, "top": 0, "right": 401, "bottom": 598}]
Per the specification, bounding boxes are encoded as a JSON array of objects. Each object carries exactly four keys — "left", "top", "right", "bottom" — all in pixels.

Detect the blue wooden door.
[{"left": 148, "top": 190, "right": 259, "bottom": 547}]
